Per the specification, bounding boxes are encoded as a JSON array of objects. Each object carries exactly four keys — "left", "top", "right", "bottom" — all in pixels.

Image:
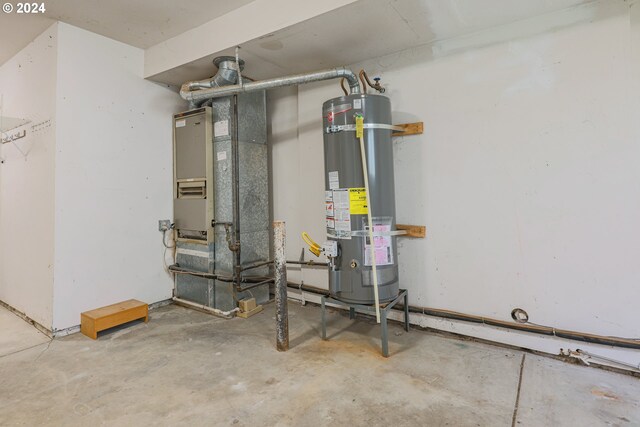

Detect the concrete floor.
[
  {"left": 0, "top": 305, "right": 50, "bottom": 357},
  {"left": 0, "top": 302, "right": 638, "bottom": 426}
]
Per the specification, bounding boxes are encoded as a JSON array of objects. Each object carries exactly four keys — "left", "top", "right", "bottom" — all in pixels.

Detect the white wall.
[
  {"left": 52, "top": 23, "right": 182, "bottom": 331},
  {"left": 272, "top": 1, "right": 640, "bottom": 365},
  {"left": 0, "top": 23, "right": 58, "bottom": 328}
]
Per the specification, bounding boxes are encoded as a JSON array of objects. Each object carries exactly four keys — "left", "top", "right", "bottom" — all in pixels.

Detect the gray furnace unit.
[{"left": 172, "top": 91, "right": 270, "bottom": 311}]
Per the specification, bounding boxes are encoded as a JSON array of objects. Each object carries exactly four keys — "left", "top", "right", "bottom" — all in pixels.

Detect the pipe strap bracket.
[
  {"left": 350, "top": 229, "right": 407, "bottom": 237},
  {"left": 325, "top": 123, "right": 404, "bottom": 134}
]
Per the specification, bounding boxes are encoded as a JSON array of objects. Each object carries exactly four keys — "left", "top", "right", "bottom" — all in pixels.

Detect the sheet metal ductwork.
[{"left": 173, "top": 56, "right": 270, "bottom": 312}]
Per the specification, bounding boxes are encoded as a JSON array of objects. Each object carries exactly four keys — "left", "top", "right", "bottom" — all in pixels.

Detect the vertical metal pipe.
[
  {"left": 274, "top": 220, "right": 289, "bottom": 351},
  {"left": 232, "top": 95, "right": 242, "bottom": 293}
]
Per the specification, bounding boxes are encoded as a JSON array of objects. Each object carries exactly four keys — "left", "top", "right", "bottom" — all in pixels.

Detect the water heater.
[{"left": 322, "top": 94, "right": 399, "bottom": 304}]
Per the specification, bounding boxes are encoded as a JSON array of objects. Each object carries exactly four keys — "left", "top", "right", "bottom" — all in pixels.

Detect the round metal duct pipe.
[{"left": 180, "top": 59, "right": 361, "bottom": 107}]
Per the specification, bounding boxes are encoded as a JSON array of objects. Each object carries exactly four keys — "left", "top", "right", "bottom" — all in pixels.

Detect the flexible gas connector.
[{"left": 302, "top": 232, "right": 322, "bottom": 257}]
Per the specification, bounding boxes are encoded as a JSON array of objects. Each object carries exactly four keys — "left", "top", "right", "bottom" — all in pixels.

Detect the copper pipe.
[
  {"left": 340, "top": 78, "right": 349, "bottom": 96},
  {"left": 359, "top": 69, "right": 385, "bottom": 93},
  {"left": 359, "top": 70, "right": 367, "bottom": 94},
  {"left": 285, "top": 282, "right": 640, "bottom": 350}
]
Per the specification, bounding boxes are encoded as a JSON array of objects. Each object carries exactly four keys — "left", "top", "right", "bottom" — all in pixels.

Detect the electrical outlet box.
[
  {"left": 158, "top": 220, "right": 171, "bottom": 231},
  {"left": 322, "top": 241, "right": 339, "bottom": 258}
]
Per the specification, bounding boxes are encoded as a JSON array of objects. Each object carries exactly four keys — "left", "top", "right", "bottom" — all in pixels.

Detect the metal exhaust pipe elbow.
[
  {"left": 180, "top": 56, "right": 245, "bottom": 105},
  {"left": 335, "top": 67, "right": 361, "bottom": 95}
]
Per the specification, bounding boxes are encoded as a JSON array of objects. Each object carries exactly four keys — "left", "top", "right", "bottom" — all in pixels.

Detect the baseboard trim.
[
  {"left": 0, "top": 298, "right": 175, "bottom": 338},
  {"left": 0, "top": 299, "right": 52, "bottom": 338},
  {"left": 149, "top": 298, "right": 173, "bottom": 310}
]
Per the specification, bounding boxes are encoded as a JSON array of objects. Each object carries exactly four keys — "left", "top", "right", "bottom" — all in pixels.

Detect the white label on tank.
[
  {"left": 175, "top": 119, "right": 186, "bottom": 128},
  {"left": 326, "top": 218, "right": 335, "bottom": 229},
  {"left": 329, "top": 171, "right": 340, "bottom": 190},
  {"left": 214, "top": 120, "right": 229, "bottom": 137},
  {"left": 326, "top": 201, "right": 335, "bottom": 217},
  {"left": 217, "top": 151, "right": 227, "bottom": 161},
  {"left": 335, "top": 219, "right": 351, "bottom": 234},
  {"left": 325, "top": 191, "right": 333, "bottom": 202},
  {"left": 331, "top": 189, "right": 351, "bottom": 239},
  {"left": 353, "top": 99, "right": 362, "bottom": 109},
  {"left": 363, "top": 220, "right": 394, "bottom": 266}
]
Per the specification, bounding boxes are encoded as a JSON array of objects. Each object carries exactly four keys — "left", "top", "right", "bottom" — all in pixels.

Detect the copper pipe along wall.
[{"left": 285, "top": 282, "right": 640, "bottom": 350}]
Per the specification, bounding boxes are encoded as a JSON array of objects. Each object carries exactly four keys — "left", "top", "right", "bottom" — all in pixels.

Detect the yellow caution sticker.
[{"left": 349, "top": 188, "right": 368, "bottom": 215}]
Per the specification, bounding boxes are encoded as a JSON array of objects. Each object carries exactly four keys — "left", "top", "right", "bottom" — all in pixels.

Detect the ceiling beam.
[{"left": 144, "top": 0, "right": 358, "bottom": 80}]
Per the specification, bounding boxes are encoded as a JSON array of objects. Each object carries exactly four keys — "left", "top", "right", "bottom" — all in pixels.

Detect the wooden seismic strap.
[
  {"left": 396, "top": 224, "right": 426, "bottom": 238},
  {"left": 389, "top": 123, "right": 424, "bottom": 238},
  {"left": 392, "top": 122, "right": 423, "bottom": 137}
]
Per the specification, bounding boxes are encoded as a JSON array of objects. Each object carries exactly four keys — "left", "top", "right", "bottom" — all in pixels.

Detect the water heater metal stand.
[{"left": 320, "top": 289, "right": 409, "bottom": 357}]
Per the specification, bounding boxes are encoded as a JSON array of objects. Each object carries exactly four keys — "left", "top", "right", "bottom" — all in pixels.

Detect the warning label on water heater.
[
  {"left": 349, "top": 188, "right": 368, "bottom": 215},
  {"left": 327, "top": 189, "right": 351, "bottom": 239},
  {"left": 325, "top": 201, "right": 335, "bottom": 217},
  {"left": 328, "top": 171, "right": 340, "bottom": 190},
  {"left": 363, "top": 219, "right": 394, "bottom": 266},
  {"left": 326, "top": 187, "right": 371, "bottom": 239}
]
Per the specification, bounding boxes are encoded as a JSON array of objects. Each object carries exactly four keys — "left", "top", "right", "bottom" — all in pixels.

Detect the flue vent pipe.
[
  {"left": 182, "top": 56, "right": 244, "bottom": 92},
  {"left": 181, "top": 61, "right": 361, "bottom": 107}
]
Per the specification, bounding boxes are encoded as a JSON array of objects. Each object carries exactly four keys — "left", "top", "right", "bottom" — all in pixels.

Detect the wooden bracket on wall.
[
  {"left": 396, "top": 224, "right": 426, "bottom": 238},
  {"left": 392, "top": 122, "right": 423, "bottom": 137}
]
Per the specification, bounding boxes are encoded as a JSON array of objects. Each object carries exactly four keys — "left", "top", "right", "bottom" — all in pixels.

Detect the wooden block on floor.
[
  {"left": 239, "top": 298, "right": 257, "bottom": 312},
  {"left": 237, "top": 304, "right": 263, "bottom": 319},
  {"left": 80, "top": 299, "right": 148, "bottom": 340}
]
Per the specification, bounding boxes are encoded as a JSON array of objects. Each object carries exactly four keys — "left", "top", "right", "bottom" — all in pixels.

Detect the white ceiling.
[
  {"left": 1, "top": 0, "right": 601, "bottom": 83},
  {"left": 0, "top": 13, "right": 54, "bottom": 66},
  {"left": 150, "top": 0, "right": 598, "bottom": 86},
  {"left": 0, "top": 0, "right": 254, "bottom": 65}
]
